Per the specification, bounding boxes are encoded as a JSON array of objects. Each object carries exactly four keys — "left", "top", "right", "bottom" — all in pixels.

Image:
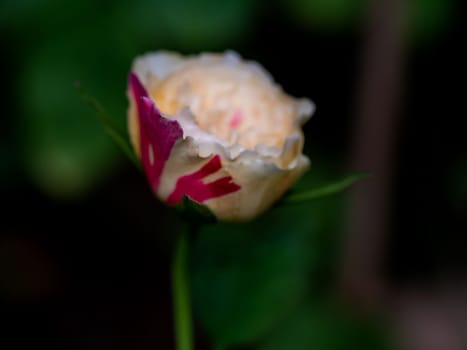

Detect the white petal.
[
  {"left": 156, "top": 113, "right": 309, "bottom": 221},
  {"left": 132, "top": 51, "right": 186, "bottom": 85}
]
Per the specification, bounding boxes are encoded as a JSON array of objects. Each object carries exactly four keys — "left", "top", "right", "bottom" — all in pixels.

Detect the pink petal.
[
  {"left": 129, "top": 73, "right": 183, "bottom": 192},
  {"left": 166, "top": 155, "right": 241, "bottom": 205}
]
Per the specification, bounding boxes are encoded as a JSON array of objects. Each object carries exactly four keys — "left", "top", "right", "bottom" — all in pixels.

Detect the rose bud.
[{"left": 128, "top": 51, "right": 314, "bottom": 221}]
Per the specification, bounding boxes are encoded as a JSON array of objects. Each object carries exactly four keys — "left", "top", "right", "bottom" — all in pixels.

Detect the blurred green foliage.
[
  {"left": 279, "top": 0, "right": 455, "bottom": 40},
  {"left": 259, "top": 300, "right": 389, "bottom": 350},
  {"left": 20, "top": 34, "right": 123, "bottom": 196},
  {"left": 410, "top": 0, "right": 455, "bottom": 41},
  {"left": 280, "top": 0, "right": 366, "bottom": 31}
]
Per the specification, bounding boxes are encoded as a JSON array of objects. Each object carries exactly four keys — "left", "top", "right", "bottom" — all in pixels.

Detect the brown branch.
[{"left": 340, "top": 0, "right": 407, "bottom": 309}]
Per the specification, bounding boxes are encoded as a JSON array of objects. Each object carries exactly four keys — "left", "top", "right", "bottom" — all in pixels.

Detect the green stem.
[{"left": 172, "top": 228, "right": 194, "bottom": 350}]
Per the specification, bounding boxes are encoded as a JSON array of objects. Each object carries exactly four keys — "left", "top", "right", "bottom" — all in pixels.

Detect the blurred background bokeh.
[{"left": 1, "top": 0, "right": 466, "bottom": 349}]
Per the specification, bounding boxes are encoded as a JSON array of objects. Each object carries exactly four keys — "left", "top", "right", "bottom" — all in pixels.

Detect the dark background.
[{"left": 1, "top": 0, "right": 466, "bottom": 349}]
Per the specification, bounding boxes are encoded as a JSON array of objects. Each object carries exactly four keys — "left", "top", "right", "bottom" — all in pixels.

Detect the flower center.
[{"left": 148, "top": 63, "right": 297, "bottom": 151}]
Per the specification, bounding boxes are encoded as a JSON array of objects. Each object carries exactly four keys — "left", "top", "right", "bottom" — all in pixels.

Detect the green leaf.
[
  {"left": 75, "top": 82, "right": 140, "bottom": 169},
  {"left": 192, "top": 204, "right": 320, "bottom": 348},
  {"left": 282, "top": 172, "right": 368, "bottom": 204}
]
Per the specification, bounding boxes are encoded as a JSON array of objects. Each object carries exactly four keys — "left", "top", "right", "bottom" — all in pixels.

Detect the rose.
[{"left": 127, "top": 51, "right": 314, "bottom": 221}]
